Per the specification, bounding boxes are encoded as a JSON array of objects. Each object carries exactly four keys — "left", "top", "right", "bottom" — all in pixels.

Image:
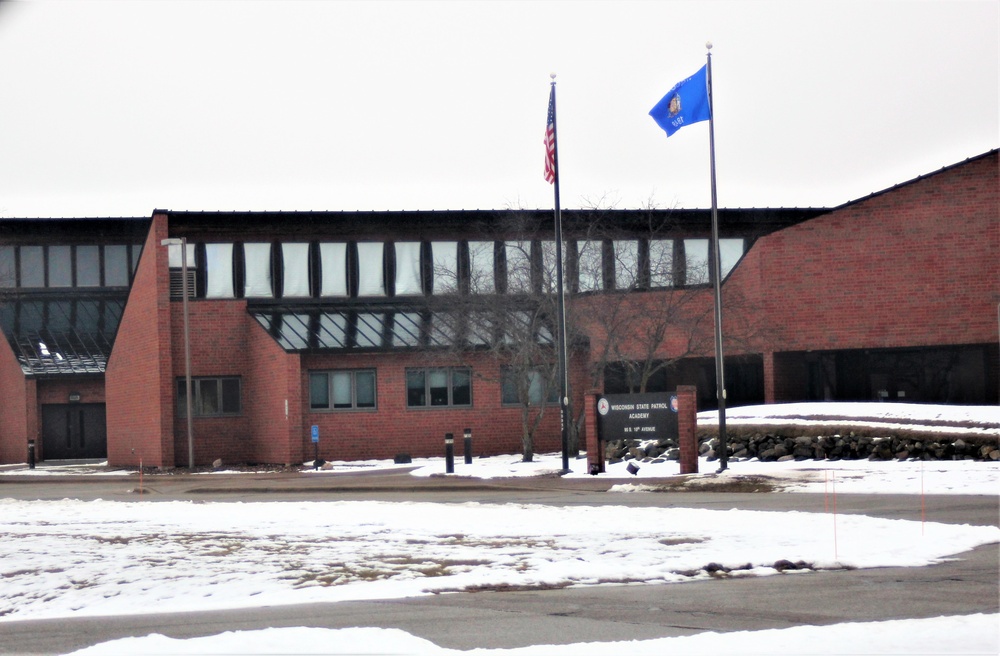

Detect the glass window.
[
  {"left": 244, "top": 243, "right": 273, "bottom": 298},
  {"left": 311, "top": 370, "right": 377, "bottom": 410},
  {"left": 539, "top": 240, "right": 567, "bottom": 292},
  {"left": 392, "top": 312, "right": 422, "bottom": 347},
  {"left": 19, "top": 246, "right": 44, "bottom": 287},
  {"left": 278, "top": 314, "right": 310, "bottom": 350},
  {"left": 576, "top": 240, "right": 603, "bottom": 292},
  {"left": 104, "top": 245, "right": 130, "bottom": 287},
  {"left": 355, "top": 312, "right": 385, "bottom": 348},
  {"left": 428, "top": 312, "right": 457, "bottom": 347},
  {"left": 684, "top": 238, "right": 710, "bottom": 285},
  {"left": 613, "top": 240, "right": 639, "bottom": 290},
  {"left": 205, "top": 244, "right": 235, "bottom": 298},
  {"left": 357, "top": 242, "right": 385, "bottom": 297},
  {"left": 430, "top": 241, "right": 458, "bottom": 294},
  {"left": 76, "top": 246, "right": 101, "bottom": 287},
  {"left": 406, "top": 368, "right": 472, "bottom": 408},
  {"left": 282, "top": 243, "right": 311, "bottom": 298},
  {"left": 0, "top": 246, "right": 15, "bottom": 288},
  {"left": 131, "top": 244, "right": 143, "bottom": 274},
  {"left": 177, "top": 377, "right": 241, "bottom": 417},
  {"left": 649, "top": 239, "right": 674, "bottom": 287},
  {"left": 48, "top": 245, "right": 72, "bottom": 287},
  {"left": 394, "top": 242, "right": 422, "bottom": 296},
  {"left": 319, "top": 243, "right": 348, "bottom": 297},
  {"left": 719, "top": 238, "right": 744, "bottom": 278},
  {"left": 316, "top": 313, "right": 348, "bottom": 348},
  {"left": 505, "top": 241, "right": 532, "bottom": 293},
  {"left": 468, "top": 241, "right": 495, "bottom": 294},
  {"left": 167, "top": 243, "right": 196, "bottom": 269},
  {"left": 501, "top": 368, "right": 558, "bottom": 405}
]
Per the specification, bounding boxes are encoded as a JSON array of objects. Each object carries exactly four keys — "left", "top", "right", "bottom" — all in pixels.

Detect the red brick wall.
[
  {"left": 105, "top": 214, "right": 174, "bottom": 467},
  {"left": 0, "top": 338, "right": 29, "bottom": 464},
  {"left": 246, "top": 316, "right": 302, "bottom": 465},
  {"left": 298, "top": 350, "right": 570, "bottom": 462},
  {"left": 746, "top": 153, "right": 999, "bottom": 352}
]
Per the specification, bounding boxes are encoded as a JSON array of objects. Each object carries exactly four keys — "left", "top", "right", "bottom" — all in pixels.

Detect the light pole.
[{"left": 160, "top": 237, "right": 194, "bottom": 469}]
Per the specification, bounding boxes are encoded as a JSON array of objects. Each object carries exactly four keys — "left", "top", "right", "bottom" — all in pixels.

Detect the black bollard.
[
  {"left": 445, "top": 433, "right": 454, "bottom": 474},
  {"left": 27, "top": 440, "right": 35, "bottom": 470},
  {"left": 463, "top": 427, "right": 472, "bottom": 465}
]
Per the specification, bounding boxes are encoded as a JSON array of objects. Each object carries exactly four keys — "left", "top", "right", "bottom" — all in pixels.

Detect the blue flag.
[{"left": 649, "top": 65, "right": 711, "bottom": 137}]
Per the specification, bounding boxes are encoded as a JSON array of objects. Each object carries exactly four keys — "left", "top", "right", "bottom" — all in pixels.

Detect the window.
[
  {"left": 310, "top": 370, "right": 377, "bottom": 410},
  {"left": 406, "top": 367, "right": 472, "bottom": 407},
  {"left": 47, "top": 245, "right": 72, "bottom": 288},
  {"left": 319, "top": 242, "right": 348, "bottom": 297},
  {"left": 431, "top": 241, "right": 458, "bottom": 294},
  {"left": 576, "top": 240, "right": 603, "bottom": 292},
  {"left": 719, "top": 238, "right": 745, "bottom": 278},
  {"left": 394, "top": 242, "right": 422, "bottom": 296},
  {"left": 0, "top": 246, "right": 15, "bottom": 288},
  {"left": 282, "top": 243, "right": 311, "bottom": 298},
  {"left": 19, "top": 246, "right": 44, "bottom": 287},
  {"left": 501, "top": 367, "right": 558, "bottom": 405},
  {"left": 357, "top": 242, "right": 385, "bottom": 296},
  {"left": 684, "top": 238, "right": 709, "bottom": 285},
  {"left": 76, "top": 245, "right": 101, "bottom": 287},
  {"left": 612, "top": 240, "right": 639, "bottom": 289},
  {"left": 468, "top": 241, "right": 495, "bottom": 294},
  {"left": 205, "top": 243, "right": 235, "bottom": 298},
  {"left": 177, "top": 377, "right": 241, "bottom": 417},
  {"left": 244, "top": 243, "right": 273, "bottom": 298},
  {"left": 648, "top": 239, "right": 674, "bottom": 287},
  {"left": 505, "top": 241, "right": 532, "bottom": 293},
  {"left": 104, "top": 245, "right": 130, "bottom": 287}
]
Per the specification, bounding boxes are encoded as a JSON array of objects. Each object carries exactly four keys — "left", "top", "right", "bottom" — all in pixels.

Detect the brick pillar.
[
  {"left": 762, "top": 351, "right": 776, "bottom": 404},
  {"left": 677, "top": 385, "right": 698, "bottom": 474},
  {"left": 584, "top": 390, "right": 604, "bottom": 474}
]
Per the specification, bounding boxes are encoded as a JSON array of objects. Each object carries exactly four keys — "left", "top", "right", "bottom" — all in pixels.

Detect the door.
[{"left": 41, "top": 404, "right": 107, "bottom": 460}]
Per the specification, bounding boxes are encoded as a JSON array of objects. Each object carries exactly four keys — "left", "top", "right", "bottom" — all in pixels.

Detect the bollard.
[
  {"left": 445, "top": 433, "right": 454, "bottom": 474},
  {"left": 463, "top": 428, "right": 472, "bottom": 465},
  {"left": 27, "top": 440, "right": 35, "bottom": 470}
]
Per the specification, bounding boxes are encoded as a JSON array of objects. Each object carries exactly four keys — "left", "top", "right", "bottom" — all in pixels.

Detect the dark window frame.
[
  {"left": 406, "top": 367, "right": 472, "bottom": 408},
  {"left": 176, "top": 376, "right": 242, "bottom": 418},
  {"left": 309, "top": 369, "right": 377, "bottom": 411}
]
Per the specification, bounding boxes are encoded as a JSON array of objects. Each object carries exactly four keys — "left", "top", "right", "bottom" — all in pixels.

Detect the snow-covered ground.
[{"left": 1, "top": 402, "right": 997, "bottom": 655}]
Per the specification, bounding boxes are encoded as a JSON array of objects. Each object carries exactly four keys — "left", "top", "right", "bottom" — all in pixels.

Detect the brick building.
[{"left": 1, "top": 150, "right": 996, "bottom": 467}]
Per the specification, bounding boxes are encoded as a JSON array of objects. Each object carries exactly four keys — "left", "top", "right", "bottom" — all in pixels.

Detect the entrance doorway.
[{"left": 41, "top": 404, "right": 107, "bottom": 460}]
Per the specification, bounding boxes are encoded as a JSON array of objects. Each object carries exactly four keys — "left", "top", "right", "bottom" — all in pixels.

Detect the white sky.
[{"left": 0, "top": 0, "right": 996, "bottom": 218}]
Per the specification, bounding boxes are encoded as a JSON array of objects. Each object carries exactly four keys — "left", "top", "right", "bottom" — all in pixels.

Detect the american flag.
[{"left": 544, "top": 86, "right": 556, "bottom": 184}]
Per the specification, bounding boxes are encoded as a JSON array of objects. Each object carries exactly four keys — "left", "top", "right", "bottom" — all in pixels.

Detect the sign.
[
  {"left": 311, "top": 425, "right": 319, "bottom": 444},
  {"left": 596, "top": 392, "right": 678, "bottom": 442}
]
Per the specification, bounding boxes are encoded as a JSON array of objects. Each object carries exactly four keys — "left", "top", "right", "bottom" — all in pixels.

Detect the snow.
[{"left": 1, "top": 402, "right": 997, "bottom": 655}]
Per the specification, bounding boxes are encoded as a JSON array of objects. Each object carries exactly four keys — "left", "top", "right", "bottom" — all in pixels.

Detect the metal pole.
[
  {"left": 181, "top": 238, "right": 194, "bottom": 470},
  {"left": 445, "top": 433, "right": 454, "bottom": 474},
  {"left": 706, "top": 43, "right": 728, "bottom": 472},
  {"left": 464, "top": 427, "right": 473, "bottom": 465},
  {"left": 550, "top": 74, "right": 571, "bottom": 473}
]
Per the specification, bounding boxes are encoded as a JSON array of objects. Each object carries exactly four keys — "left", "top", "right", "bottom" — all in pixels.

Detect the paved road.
[{"left": 0, "top": 471, "right": 996, "bottom": 654}]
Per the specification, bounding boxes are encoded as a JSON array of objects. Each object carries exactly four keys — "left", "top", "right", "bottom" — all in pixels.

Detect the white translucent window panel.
[
  {"left": 319, "top": 243, "right": 348, "bottom": 297},
  {"left": 357, "top": 242, "right": 385, "bottom": 297},
  {"left": 75, "top": 245, "right": 101, "bottom": 287},
  {"left": 428, "top": 312, "right": 457, "bottom": 346},
  {"left": 468, "top": 241, "right": 495, "bottom": 294},
  {"left": 394, "top": 242, "right": 422, "bottom": 296},
  {"left": 466, "top": 312, "right": 493, "bottom": 345},
  {"left": 279, "top": 314, "right": 310, "bottom": 349},
  {"left": 167, "top": 243, "right": 196, "bottom": 269},
  {"left": 282, "top": 243, "right": 310, "bottom": 298},
  {"left": 649, "top": 239, "right": 674, "bottom": 287},
  {"left": 243, "top": 243, "right": 273, "bottom": 298},
  {"left": 205, "top": 243, "right": 235, "bottom": 299},
  {"left": 431, "top": 241, "right": 458, "bottom": 294},
  {"left": 685, "top": 238, "right": 709, "bottom": 285},
  {"left": 577, "top": 240, "right": 603, "bottom": 292},
  {"left": 613, "top": 240, "right": 639, "bottom": 289},
  {"left": 719, "top": 238, "right": 745, "bottom": 278},
  {"left": 505, "top": 241, "right": 532, "bottom": 293}
]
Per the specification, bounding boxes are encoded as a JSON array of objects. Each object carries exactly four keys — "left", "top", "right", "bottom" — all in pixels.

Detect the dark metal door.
[{"left": 41, "top": 404, "right": 107, "bottom": 460}]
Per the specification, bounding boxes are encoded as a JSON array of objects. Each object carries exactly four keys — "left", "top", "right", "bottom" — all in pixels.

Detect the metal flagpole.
[
  {"left": 706, "top": 43, "right": 728, "bottom": 472},
  {"left": 549, "top": 73, "right": 571, "bottom": 472}
]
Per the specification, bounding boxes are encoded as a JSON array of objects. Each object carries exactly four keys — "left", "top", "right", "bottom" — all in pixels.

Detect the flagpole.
[
  {"left": 549, "top": 73, "right": 571, "bottom": 472},
  {"left": 706, "top": 42, "right": 728, "bottom": 472}
]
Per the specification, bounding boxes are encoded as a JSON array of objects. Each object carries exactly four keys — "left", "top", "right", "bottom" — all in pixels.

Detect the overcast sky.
[{"left": 0, "top": 0, "right": 996, "bottom": 218}]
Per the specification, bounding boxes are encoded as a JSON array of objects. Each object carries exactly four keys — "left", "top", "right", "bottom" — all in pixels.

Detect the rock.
[{"left": 212, "top": 458, "right": 223, "bottom": 469}]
